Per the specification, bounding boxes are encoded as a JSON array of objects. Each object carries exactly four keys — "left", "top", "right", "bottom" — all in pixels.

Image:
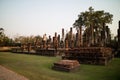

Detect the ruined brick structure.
[
  {"left": 63, "top": 47, "right": 113, "bottom": 65},
  {"left": 52, "top": 60, "right": 80, "bottom": 72}
]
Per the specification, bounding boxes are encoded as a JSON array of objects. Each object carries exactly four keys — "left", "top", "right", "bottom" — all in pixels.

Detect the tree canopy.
[{"left": 73, "top": 7, "right": 113, "bottom": 30}]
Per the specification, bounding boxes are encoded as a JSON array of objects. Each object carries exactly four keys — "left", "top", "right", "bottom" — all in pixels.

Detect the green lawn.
[{"left": 0, "top": 52, "right": 120, "bottom": 80}]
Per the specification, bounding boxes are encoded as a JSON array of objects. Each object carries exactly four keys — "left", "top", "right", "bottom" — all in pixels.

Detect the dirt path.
[{"left": 0, "top": 65, "right": 29, "bottom": 80}]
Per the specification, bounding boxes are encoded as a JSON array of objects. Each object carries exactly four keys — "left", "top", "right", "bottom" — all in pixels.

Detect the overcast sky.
[{"left": 0, "top": 0, "right": 120, "bottom": 38}]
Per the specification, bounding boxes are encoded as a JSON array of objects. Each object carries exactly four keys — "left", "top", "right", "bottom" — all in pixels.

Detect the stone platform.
[
  {"left": 62, "top": 47, "right": 113, "bottom": 65},
  {"left": 52, "top": 60, "right": 80, "bottom": 72}
]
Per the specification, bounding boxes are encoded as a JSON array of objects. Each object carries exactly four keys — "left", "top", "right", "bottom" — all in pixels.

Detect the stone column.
[
  {"left": 79, "top": 26, "right": 82, "bottom": 47},
  {"left": 21, "top": 44, "right": 25, "bottom": 53},
  {"left": 47, "top": 35, "right": 51, "bottom": 48},
  {"left": 65, "top": 33, "right": 69, "bottom": 49},
  {"left": 43, "top": 34, "right": 47, "bottom": 49},
  {"left": 75, "top": 31, "right": 78, "bottom": 47},
  {"left": 58, "top": 34, "right": 60, "bottom": 48},
  {"left": 28, "top": 43, "right": 31, "bottom": 53},
  {"left": 62, "top": 28, "right": 64, "bottom": 41},
  {"left": 106, "top": 26, "right": 111, "bottom": 44},
  {"left": 53, "top": 37, "right": 55, "bottom": 48},
  {"left": 55, "top": 32, "right": 57, "bottom": 38},
  {"left": 75, "top": 30, "right": 80, "bottom": 48},
  {"left": 53, "top": 32, "right": 58, "bottom": 50},
  {"left": 100, "top": 30, "right": 105, "bottom": 47},
  {"left": 100, "top": 24, "right": 106, "bottom": 47},
  {"left": 118, "top": 21, "right": 120, "bottom": 48},
  {"left": 65, "top": 39, "right": 68, "bottom": 49},
  {"left": 90, "top": 24, "right": 94, "bottom": 46},
  {"left": 34, "top": 38, "right": 39, "bottom": 49},
  {"left": 69, "top": 27, "right": 74, "bottom": 48},
  {"left": 60, "top": 28, "right": 65, "bottom": 48}
]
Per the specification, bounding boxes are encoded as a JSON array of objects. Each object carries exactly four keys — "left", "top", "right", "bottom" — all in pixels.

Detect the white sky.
[{"left": 0, "top": 0, "right": 120, "bottom": 38}]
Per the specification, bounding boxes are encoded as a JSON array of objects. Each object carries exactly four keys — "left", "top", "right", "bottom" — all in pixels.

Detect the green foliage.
[
  {"left": 0, "top": 27, "right": 43, "bottom": 46},
  {"left": 0, "top": 28, "right": 14, "bottom": 46},
  {"left": 0, "top": 52, "right": 120, "bottom": 80},
  {"left": 73, "top": 6, "right": 113, "bottom": 30},
  {"left": 14, "top": 35, "right": 42, "bottom": 45},
  {"left": 0, "top": 28, "right": 4, "bottom": 43},
  {"left": 0, "top": 28, "right": 4, "bottom": 35}
]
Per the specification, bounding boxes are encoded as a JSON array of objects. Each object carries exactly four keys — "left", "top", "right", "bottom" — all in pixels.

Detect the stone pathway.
[{"left": 0, "top": 65, "right": 29, "bottom": 80}]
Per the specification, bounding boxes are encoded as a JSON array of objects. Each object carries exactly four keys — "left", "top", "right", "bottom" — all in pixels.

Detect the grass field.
[{"left": 0, "top": 52, "right": 120, "bottom": 80}]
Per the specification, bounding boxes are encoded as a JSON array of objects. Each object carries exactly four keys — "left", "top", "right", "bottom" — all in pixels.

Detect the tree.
[
  {"left": 73, "top": 7, "right": 113, "bottom": 47},
  {"left": 0, "top": 28, "right": 13, "bottom": 46},
  {"left": 0, "top": 28, "right": 4, "bottom": 46},
  {"left": 14, "top": 35, "right": 43, "bottom": 47},
  {"left": 0, "top": 28, "right": 4, "bottom": 38}
]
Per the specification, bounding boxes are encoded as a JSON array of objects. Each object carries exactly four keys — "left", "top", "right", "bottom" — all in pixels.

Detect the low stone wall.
[
  {"left": 11, "top": 47, "right": 62, "bottom": 56},
  {"left": 36, "top": 48, "right": 58, "bottom": 56}
]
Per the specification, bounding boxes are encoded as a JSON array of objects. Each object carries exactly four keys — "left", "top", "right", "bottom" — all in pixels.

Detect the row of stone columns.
[{"left": 21, "top": 23, "right": 114, "bottom": 51}]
